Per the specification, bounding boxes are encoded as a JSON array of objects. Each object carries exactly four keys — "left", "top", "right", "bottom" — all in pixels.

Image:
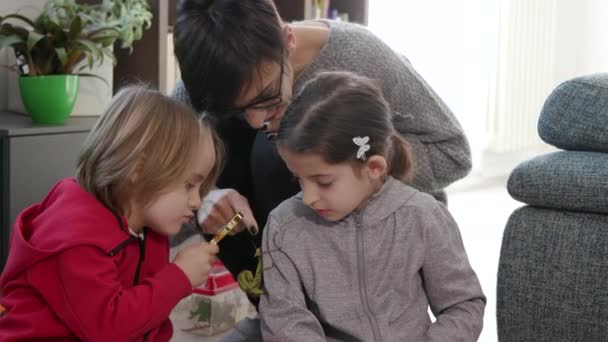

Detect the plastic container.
[{"left": 177, "top": 261, "right": 251, "bottom": 336}]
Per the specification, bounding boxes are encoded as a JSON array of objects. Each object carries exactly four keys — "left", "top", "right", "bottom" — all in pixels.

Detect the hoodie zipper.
[
  {"left": 132, "top": 230, "right": 149, "bottom": 342},
  {"left": 110, "top": 212, "right": 150, "bottom": 342},
  {"left": 133, "top": 234, "right": 146, "bottom": 285},
  {"left": 354, "top": 214, "right": 381, "bottom": 342}
]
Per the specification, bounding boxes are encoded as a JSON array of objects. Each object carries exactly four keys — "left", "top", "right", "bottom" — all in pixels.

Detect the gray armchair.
[{"left": 497, "top": 73, "right": 608, "bottom": 341}]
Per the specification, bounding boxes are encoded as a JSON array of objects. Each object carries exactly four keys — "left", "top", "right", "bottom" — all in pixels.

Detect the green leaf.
[
  {"left": 100, "top": 0, "right": 112, "bottom": 13},
  {"left": 76, "top": 72, "right": 110, "bottom": 88},
  {"left": 26, "top": 31, "right": 45, "bottom": 52},
  {"left": 0, "top": 14, "right": 36, "bottom": 28},
  {"left": 76, "top": 38, "right": 104, "bottom": 70},
  {"left": 63, "top": 47, "right": 86, "bottom": 73},
  {"left": 76, "top": 38, "right": 101, "bottom": 56},
  {"left": 39, "top": 16, "right": 61, "bottom": 37},
  {"left": 77, "top": 12, "right": 96, "bottom": 25},
  {"left": 1, "top": 0, "right": 153, "bottom": 75},
  {"left": 133, "top": 25, "right": 142, "bottom": 41},
  {"left": 2, "top": 23, "right": 30, "bottom": 41},
  {"left": 91, "top": 35, "right": 119, "bottom": 47},
  {"left": 87, "top": 53, "right": 94, "bottom": 69},
  {"left": 55, "top": 47, "right": 67, "bottom": 66},
  {"left": 68, "top": 15, "right": 82, "bottom": 40},
  {"left": 120, "top": 29, "right": 133, "bottom": 49},
  {"left": 86, "top": 27, "right": 119, "bottom": 40},
  {"left": 102, "top": 47, "right": 116, "bottom": 65},
  {"left": 0, "top": 34, "right": 23, "bottom": 49}
]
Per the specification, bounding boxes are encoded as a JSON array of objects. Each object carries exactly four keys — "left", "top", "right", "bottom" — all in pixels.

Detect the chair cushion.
[
  {"left": 538, "top": 73, "right": 608, "bottom": 152},
  {"left": 507, "top": 151, "right": 608, "bottom": 214},
  {"left": 497, "top": 206, "right": 608, "bottom": 342}
]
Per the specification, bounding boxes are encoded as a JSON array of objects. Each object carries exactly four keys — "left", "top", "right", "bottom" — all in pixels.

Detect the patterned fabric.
[
  {"left": 507, "top": 151, "right": 608, "bottom": 214},
  {"left": 498, "top": 73, "right": 608, "bottom": 342},
  {"left": 497, "top": 206, "right": 608, "bottom": 342},
  {"left": 538, "top": 73, "right": 608, "bottom": 152}
]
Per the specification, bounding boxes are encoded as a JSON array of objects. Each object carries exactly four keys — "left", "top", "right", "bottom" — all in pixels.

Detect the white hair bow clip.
[{"left": 353, "top": 136, "right": 370, "bottom": 160}]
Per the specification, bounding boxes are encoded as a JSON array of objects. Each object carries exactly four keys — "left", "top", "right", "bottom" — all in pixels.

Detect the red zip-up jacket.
[{"left": 0, "top": 178, "right": 193, "bottom": 341}]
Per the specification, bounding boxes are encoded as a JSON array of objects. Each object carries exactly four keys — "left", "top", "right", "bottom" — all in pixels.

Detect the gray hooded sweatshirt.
[{"left": 259, "top": 177, "right": 485, "bottom": 341}]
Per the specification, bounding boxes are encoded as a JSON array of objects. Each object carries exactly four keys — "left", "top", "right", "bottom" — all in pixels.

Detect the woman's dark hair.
[
  {"left": 276, "top": 71, "right": 414, "bottom": 182},
  {"left": 174, "top": 0, "right": 284, "bottom": 113}
]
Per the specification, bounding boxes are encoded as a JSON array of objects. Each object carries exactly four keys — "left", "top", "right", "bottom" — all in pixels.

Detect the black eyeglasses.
[{"left": 221, "top": 54, "right": 285, "bottom": 119}]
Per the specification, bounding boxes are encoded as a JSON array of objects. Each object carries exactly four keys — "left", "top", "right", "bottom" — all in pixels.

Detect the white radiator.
[{"left": 486, "top": 0, "right": 558, "bottom": 153}]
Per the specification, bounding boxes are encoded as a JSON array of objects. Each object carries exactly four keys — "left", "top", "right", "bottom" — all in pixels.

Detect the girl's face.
[
  {"left": 131, "top": 131, "right": 216, "bottom": 235},
  {"left": 278, "top": 148, "right": 382, "bottom": 222}
]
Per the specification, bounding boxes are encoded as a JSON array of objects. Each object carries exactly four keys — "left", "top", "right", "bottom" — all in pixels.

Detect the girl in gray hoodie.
[{"left": 259, "top": 71, "right": 486, "bottom": 341}]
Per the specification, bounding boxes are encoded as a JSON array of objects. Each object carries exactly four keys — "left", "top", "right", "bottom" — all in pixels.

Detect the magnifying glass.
[{"left": 209, "top": 212, "right": 244, "bottom": 245}]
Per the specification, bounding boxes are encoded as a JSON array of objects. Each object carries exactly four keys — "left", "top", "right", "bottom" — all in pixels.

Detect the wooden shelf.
[
  {"left": 275, "top": 0, "right": 368, "bottom": 24},
  {"left": 274, "top": 0, "right": 306, "bottom": 22},
  {"left": 113, "top": 0, "right": 368, "bottom": 93},
  {"left": 326, "top": 0, "right": 368, "bottom": 24},
  {"left": 113, "top": 0, "right": 173, "bottom": 93}
]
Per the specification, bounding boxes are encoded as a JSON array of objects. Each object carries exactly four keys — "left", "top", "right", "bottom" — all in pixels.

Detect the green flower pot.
[{"left": 18, "top": 75, "right": 79, "bottom": 125}]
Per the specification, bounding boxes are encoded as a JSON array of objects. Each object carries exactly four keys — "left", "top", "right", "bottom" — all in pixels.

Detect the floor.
[
  {"left": 170, "top": 175, "right": 522, "bottom": 342},
  {"left": 445, "top": 176, "right": 522, "bottom": 342}
]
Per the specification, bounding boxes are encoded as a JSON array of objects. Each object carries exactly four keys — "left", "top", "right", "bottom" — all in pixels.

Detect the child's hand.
[{"left": 174, "top": 242, "right": 219, "bottom": 287}]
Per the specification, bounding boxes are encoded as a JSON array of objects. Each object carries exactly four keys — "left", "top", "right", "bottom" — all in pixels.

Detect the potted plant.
[{"left": 0, "top": 0, "right": 152, "bottom": 124}]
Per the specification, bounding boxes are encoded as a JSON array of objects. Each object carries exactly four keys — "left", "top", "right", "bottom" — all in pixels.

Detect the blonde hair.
[{"left": 77, "top": 85, "right": 224, "bottom": 213}]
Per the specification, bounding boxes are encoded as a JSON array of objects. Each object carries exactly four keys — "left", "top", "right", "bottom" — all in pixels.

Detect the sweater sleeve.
[
  {"left": 258, "top": 216, "right": 326, "bottom": 341},
  {"left": 388, "top": 55, "right": 472, "bottom": 194},
  {"left": 298, "top": 22, "right": 472, "bottom": 194},
  {"left": 420, "top": 204, "right": 486, "bottom": 341},
  {"left": 47, "top": 246, "right": 192, "bottom": 342}
]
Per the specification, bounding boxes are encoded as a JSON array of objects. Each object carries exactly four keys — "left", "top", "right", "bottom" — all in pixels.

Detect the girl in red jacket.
[{"left": 0, "top": 85, "right": 224, "bottom": 341}]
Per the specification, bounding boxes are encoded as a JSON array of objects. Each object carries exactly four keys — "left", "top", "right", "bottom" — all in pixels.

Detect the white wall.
[
  {"left": 368, "top": 0, "right": 499, "bottom": 169},
  {"left": 368, "top": 0, "right": 608, "bottom": 173},
  {"left": 553, "top": 1, "right": 585, "bottom": 81},
  {"left": 554, "top": 0, "right": 608, "bottom": 83},
  {"left": 584, "top": 1, "right": 608, "bottom": 74},
  {"left": 0, "top": 1, "right": 46, "bottom": 111}
]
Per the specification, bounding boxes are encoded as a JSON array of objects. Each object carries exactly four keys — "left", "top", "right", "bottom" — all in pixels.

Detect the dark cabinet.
[{"left": 0, "top": 111, "right": 98, "bottom": 271}]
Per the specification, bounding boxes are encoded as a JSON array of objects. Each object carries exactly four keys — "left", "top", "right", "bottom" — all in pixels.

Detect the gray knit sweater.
[
  {"left": 294, "top": 21, "right": 471, "bottom": 196},
  {"left": 172, "top": 21, "right": 471, "bottom": 199}
]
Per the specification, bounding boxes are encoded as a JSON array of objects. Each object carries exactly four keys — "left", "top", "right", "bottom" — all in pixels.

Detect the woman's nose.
[{"left": 244, "top": 110, "right": 268, "bottom": 130}]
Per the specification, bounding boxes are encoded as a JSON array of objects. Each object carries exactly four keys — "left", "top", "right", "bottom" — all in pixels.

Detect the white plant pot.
[
  {"left": 7, "top": 53, "right": 113, "bottom": 117},
  {"left": 7, "top": 53, "right": 25, "bottom": 115},
  {"left": 72, "top": 56, "right": 113, "bottom": 117}
]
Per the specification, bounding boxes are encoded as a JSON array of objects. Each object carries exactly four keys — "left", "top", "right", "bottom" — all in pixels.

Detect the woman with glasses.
[{"left": 172, "top": 0, "right": 471, "bottom": 312}]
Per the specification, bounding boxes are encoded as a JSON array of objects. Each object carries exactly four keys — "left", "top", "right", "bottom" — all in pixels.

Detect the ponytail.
[{"left": 388, "top": 134, "right": 414, "bottom": 183}]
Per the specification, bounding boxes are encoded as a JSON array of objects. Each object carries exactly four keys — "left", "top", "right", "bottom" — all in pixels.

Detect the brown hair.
[
  {"left": 76, "top": 84, "right": 224, "bottom": 213},
  {"left": 276, "top": 71, "right": 414, "bottom": 182}
]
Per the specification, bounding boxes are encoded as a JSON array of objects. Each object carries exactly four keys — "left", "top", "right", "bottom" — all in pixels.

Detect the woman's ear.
[
  {"left": 365, "top": 156, "right": 388, "bottom": 180},
  {"left": 283, "top": 24, "right": 297, "bottom": 55}
]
